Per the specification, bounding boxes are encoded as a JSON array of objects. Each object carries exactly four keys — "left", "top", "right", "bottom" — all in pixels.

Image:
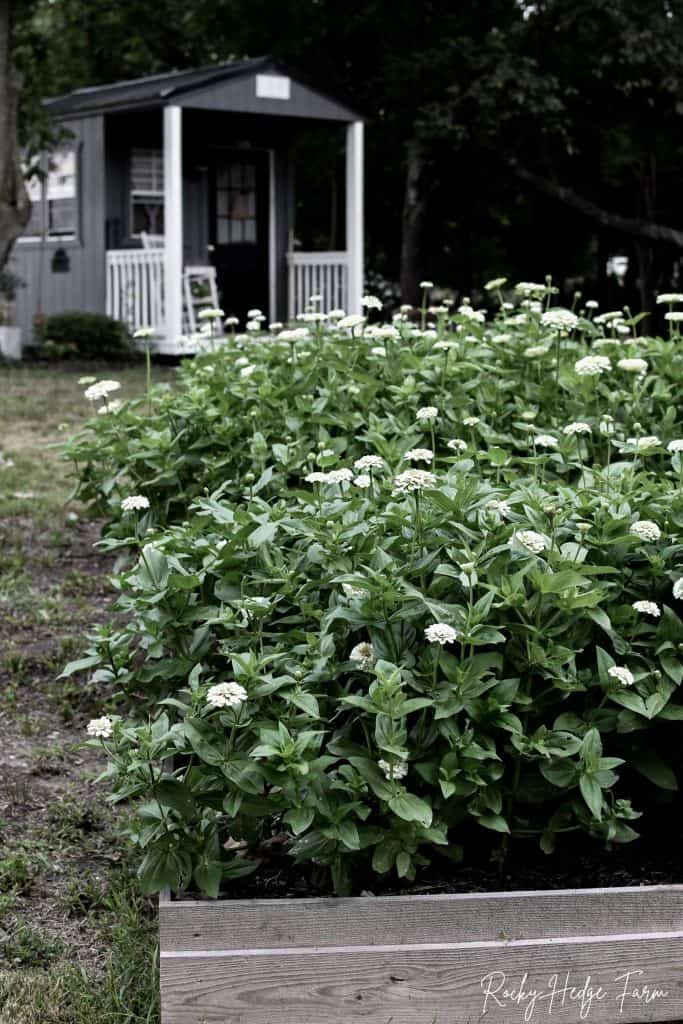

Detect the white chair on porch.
[
  {"left": 140, "top": 231, "right": 165, "bottom": 249},
  {"left": 183, "top": 265, "right": 223, "bottom": 335}
]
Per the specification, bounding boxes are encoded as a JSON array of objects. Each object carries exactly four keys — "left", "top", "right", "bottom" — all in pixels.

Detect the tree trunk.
[
  {"left": 0, "top": 0, "right": 30, "bottom": 273},
  {"left": 400, "top": 138, "right": 428, "bottom": 304}
]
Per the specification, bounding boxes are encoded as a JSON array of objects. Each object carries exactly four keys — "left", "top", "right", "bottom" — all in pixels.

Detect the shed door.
[{"left": 209, "top": 151, "right": 269, "bottom": 322}]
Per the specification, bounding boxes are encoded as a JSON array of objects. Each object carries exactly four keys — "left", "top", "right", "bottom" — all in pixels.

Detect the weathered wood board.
[{"left": 160, "top": 885, "right": 683, "bottom": 1024}]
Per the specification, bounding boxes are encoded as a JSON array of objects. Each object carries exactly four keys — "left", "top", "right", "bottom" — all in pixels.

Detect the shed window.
[
  {"left": 130, "top": 149, "right": 164, "bottom": 237},
  {"left": 19, "top": 147, "right": 78, "bottom": 242}
]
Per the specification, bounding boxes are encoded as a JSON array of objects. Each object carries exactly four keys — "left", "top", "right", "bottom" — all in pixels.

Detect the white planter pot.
[{"left": 0, "top": 326, "right": 22, "bottom": 360}]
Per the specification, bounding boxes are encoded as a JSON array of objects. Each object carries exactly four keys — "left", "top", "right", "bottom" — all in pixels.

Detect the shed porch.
[{"left": 12, "top": 59, "right": 364, "bottom": 355}]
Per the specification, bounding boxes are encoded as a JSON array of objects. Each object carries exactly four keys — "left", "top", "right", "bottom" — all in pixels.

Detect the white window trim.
[{"left": 17, "top": 148, "right": 79, "bottom": 244}]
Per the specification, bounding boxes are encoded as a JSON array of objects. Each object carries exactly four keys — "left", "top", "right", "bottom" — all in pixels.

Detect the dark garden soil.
[{"left": 215, "top": 823, "right": 683, "bottom": 901}]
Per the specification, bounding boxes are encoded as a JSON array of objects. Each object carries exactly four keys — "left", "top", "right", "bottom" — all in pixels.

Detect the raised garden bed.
[{"left": 160, "top": 884, "right": 683, "bottom": 1023}]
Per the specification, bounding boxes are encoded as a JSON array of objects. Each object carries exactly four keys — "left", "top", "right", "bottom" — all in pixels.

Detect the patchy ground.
[{"left": 0, "top": 363, "right": 172, "bottom": 1024}]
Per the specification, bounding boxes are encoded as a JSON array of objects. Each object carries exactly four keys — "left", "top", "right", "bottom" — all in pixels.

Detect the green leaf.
[
  {"left": 194, "top": 860, "right": 222, "bottom": 899},
  {"left": 183, "top": 720, "right": 224, "bottom": 766},
  {"left": 476, "top": 813, "right": 510, "bottom": 834},
  {"left": 395, "top": 851, "right": 412, "bottom": 877},
  {"left": 58, "top": 654, "right": 101, "bottom": 678},
  {"left": 336, "top": 820, "right": 361, "bottom": 850},
  {"left": 631, "top": 750, "right": 678, "bottom": 791},
  {"left": 388, "top": 791, "right": 432, "bottom": 827},
  {"left": 288, "top": 690, "right": 320, "bottom": 718},
  {"left": 284, "top": 806, "right": 315, "bottom": 835},
  {"left": 248, "top": 521, "right": 278, "bottom": 547},
  {"left": 579, "top": 774, "right": 603, "bottom": 820}
]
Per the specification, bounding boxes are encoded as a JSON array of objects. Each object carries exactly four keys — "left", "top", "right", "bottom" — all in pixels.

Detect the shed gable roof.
[{"left": 45, "top": 57, "right": 361, "bottom": 122}]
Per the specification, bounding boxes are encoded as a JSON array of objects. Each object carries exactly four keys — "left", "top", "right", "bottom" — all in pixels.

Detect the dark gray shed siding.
[{"left": 11, "top": 115, "right": 106, "bottom": 342}]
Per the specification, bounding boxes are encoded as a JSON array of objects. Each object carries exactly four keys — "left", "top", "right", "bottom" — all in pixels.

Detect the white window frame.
[
  {"left": 129, "top": 149, "right": 165, "bottom": 239},
  {"left": 18, "top": 147, "right": 79, "bottom": 244}
]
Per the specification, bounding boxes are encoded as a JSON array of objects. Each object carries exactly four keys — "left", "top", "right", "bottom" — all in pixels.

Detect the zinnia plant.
[{"left": 65, "top": 281, "right": 683, "bottom": 897}]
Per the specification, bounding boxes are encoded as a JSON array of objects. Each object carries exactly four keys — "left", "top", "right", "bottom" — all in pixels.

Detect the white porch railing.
[
  {"left": 287, "top": 251, "right": 348, "bottom": 318},
  {"left": 106, "top": 249, "right": 165, "bottom": 334}
]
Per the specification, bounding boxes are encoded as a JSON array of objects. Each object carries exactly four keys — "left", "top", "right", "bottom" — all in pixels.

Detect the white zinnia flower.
[
  {"left": 121, "top": 495, "right": 150, "bottom": 512},
  {"left": 585, "top": 300, "right": 599, "bottom": 309},
  {"left": 667, "top": 439, "right": 683, "bottom": 453},
  {"left": 419, "top": 280, "right": 434, "bottom": 289},
  {"left": 563, "top": 422, "right": 592, "bottom": 436},
  {"left": 632, "top": 600, "right": 660, "bottom": 617},
  {"left": 362, "top": 295, "right": 382, "bottom": 310},
  {"left": 247, "top": 308, "right": 262, "bottom": 318},
  {"left": 486, "top": 498, "right": 511, "bottom": 517},
  {"left": 206, "top": 681, "right": 248, "bottom": 708},
  {"left": 673, "top": 579, "right": 683, "bottom": 600},
  {"left": 593, "top": 311, "right": 624, "bottom": 324},
  {"left": 278, "top": 328, "right": 310, "bottom": 342},
  {"left": 354, "top": 454, "right": 384, "bottom": 471},
  {"left": 463, "top": 415, "right": 480, "bottom": 427},
  {"left": 630, "top": 520, "right": 661, "bottom": 543},
  {"left": 98, "top": 399, "right": 122, "bottom": 414},
  {"left": 404, "top": 448, "right": 434, "bottom": 463},
  {"left": 484, "top": 276, "right": 507, "bottom": 291},
  {"left": 84, "top": 379, "right": 121, "bottom": 401},
  {"left": 509, "top": 530, "right": 545, "bottom": 554},
  {"left": 574, "top": 355, "right": 612, "bottom": 376},
  {"left": 353, "top": 474, "right": 371, "bottom": 488},
  {"left": 626, "top": 436, "right": 660, "bottom": 450},
  {"left": 541, "top": 308, "right": 578, "bottom": 333},
  {"left": 337, "top": 314, "right": 366, "bottom": 330},
  {"left": 656, "top": 293, "right": 683, "bottom": 304},
  {"left": 198, "top": 308, "right": 224, "bottom": 320},
  {"left": 447, "top": 438, "right": 467, "bottom": 452},
  {"left": 458, "top": 305, "right": 486, "bottom": 323},
  {"left": 424, "top": 623, "right": 458, "bottom": 645},
  {"left": 524, "top": 345, "right": 549, "bottom": 359},
  {"left": 326, "top": 468, "right": 354, "bottom": 484},
  {"left": 86, "top": 716, "right": 113, "bottom": 739},
  {"left": 608, "top": 666, "right": 634, "bottom": 687},
  {"left": 133, "top": 327, "right": 155, "bottom": 339},
  {"left": 224, "top": 315, "right": 240, "bottom": 326},
  {"left": 304, "top": 471, "right": 329, "bottom": 484},
  {"left": 391, "top": 469, "right": 436, "bottom": 495},
  {"left": 664, "top": 311, "right": 683, "bottom": 322},
  {"left": 342, "top": 582, "right": 364, "bottom": 599},
  {"left": 416, "top": 405, "right": 438, "bottom": 421},
  {"left": 533, "top": 434, "right": 558, "bottom": 448},
  {"left": 617, "top": 358, "right": 648, "bottom": 374},
  {"left": 349, "top": 642, "right": 375, "bottom": 671},
  {"left": 379, "top": 759, "right": 408, "bottom": 780},
  {"left": 515, "top": 282, "right": 547, "bottom": 298}
]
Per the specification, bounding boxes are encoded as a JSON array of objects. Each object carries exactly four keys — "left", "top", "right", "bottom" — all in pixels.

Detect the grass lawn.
[{"left": 0, "top": 362, "right": 173, "bottom": 1023}]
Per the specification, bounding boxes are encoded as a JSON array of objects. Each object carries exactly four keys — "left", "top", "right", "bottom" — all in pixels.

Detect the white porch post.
[
  {"left": 164, "top": 105, "right": 183, "bottom": 343},
  {"left": 345, "top": 120, "right": 364, "bottom": 316}
]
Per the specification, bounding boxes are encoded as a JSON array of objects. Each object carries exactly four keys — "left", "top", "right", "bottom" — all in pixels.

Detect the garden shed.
[{"left": 11, "top": 57, "right": 364, "bottom": 354}]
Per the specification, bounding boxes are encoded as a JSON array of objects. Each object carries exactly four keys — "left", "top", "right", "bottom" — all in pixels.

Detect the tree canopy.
[{"left": 6, "top": 0, "right": 683, "bottom": 309}]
